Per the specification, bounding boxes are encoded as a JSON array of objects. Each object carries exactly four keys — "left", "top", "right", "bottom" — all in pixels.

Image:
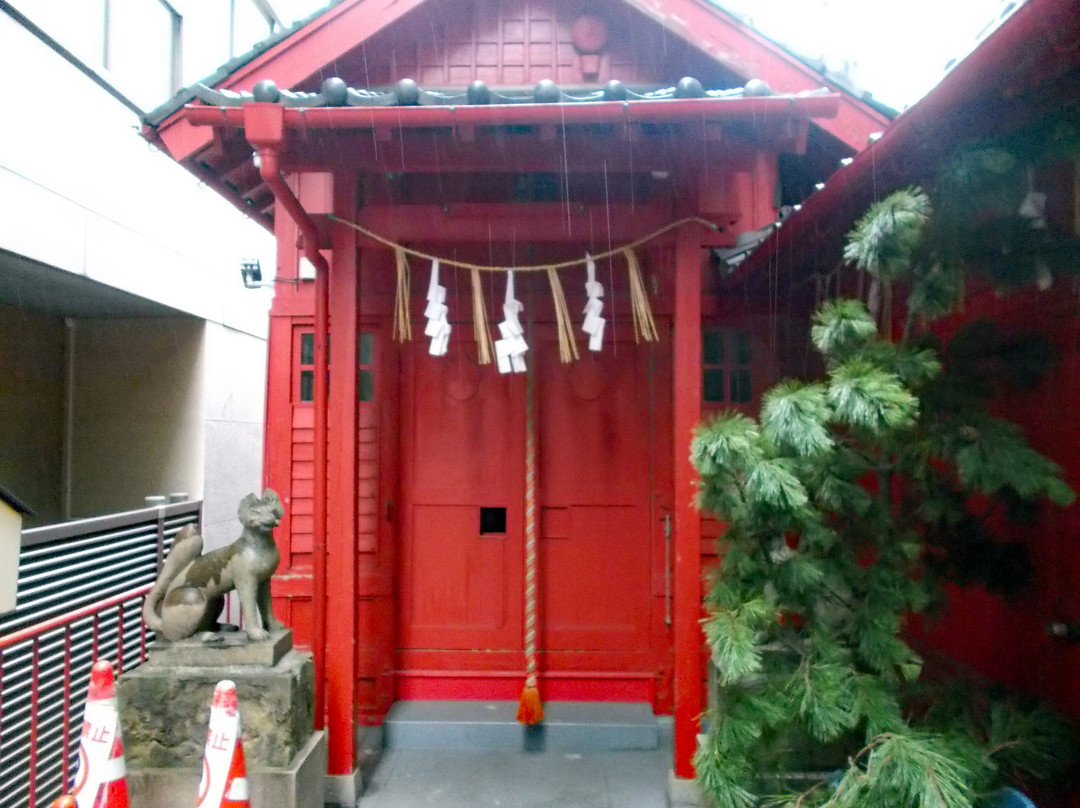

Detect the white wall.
[
  {"left": 201, "top": 322, "right": 268, "bottom": 550},
  {"left": 0, "top": 6, "right": 278, "bottom": 525},
  {"left": 0, "top": 10, "right": 276, "bottom": 338}
]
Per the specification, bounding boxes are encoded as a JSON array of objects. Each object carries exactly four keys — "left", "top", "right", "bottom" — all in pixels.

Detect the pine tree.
[{"left": 692, "top": 187, "right": 1075, "bottom": 808}]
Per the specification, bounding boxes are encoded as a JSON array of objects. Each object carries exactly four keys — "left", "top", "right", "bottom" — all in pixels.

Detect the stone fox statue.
[{"left": 143, "top": 490, "right": 286, "bottom": 642}]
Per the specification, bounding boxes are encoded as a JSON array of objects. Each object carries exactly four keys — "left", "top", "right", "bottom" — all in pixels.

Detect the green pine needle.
[
  {"left": 692, "top": 413, "right": 764, "bottom": 476},
  {"left": 828, "top": 359, "right": 919, "bottom": 432},
  {"left": 811, "top": 299, "right": 879, "bottom": 357},
  {"left": 746, "top": 458, "right": 810, "bottom": 512},
  {"left": 788, "top": 660, "right": 858, "bottom": 741},
  {"left": 908, "top": 265, "right": 965, "bottom": 321},
  {"left": 860, "top": 733, "right": 977, "bottom": 808},
  {"left": 690, "top": 115, "right": 1080, "bottom": 808},
  {"left": 695, "top": 738, "right": 756, "bottom": 808},
  {"left": 704, "top": 598, "right": 771, "bottom": 685},
  {"left": 852, "top": 675, "right": 905, "bottom": 736},
  {"left": 843, "top": 187, "right": 931, "bottom": 281},
  {"left": 954, "top": 417, "right": 1077, "bottom": 505},
  {"left": 986, "top": 700, "right": 1077, "bottom": 784},
  {"left": 762, "top": 381, "right": 834, "bottom": 457}
]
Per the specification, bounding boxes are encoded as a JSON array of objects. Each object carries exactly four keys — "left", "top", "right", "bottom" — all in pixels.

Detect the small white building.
[{"left": 0, "top": 486, "right": 31, "bottom": 615}]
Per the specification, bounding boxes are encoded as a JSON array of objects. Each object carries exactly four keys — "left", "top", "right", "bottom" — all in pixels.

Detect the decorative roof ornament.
[{"left": 190, "top": 77, "right": 773, "bottom": 110}]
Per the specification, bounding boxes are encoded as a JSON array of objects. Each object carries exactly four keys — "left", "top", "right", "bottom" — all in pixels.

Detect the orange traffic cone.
[
  {"left": 49, "top": 797, "right": 76, "bottom": 808},
  {"left": 196, "top": 680, "right": 250, "bottom": 808},
  {"left": 70, "top": 660, "right": 129, "bottom": 808}
]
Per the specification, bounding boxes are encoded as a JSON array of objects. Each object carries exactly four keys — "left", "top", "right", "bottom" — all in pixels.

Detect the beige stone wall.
[
  {"left": 201, "top": 322, "right": 267, "bottom": 551},
  {"left": 69, "top": 318, "right": 206, "bottom": 517},
  {"left": 0, "top": 304, "right": 65, "bottom": 525}
]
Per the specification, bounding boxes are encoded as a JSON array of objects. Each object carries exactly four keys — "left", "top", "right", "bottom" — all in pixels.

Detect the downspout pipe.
[{"left": 255, "top": 139, "right": 330, "bottom": 733}]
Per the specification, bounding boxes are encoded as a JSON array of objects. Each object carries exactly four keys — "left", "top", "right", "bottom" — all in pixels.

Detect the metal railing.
[{"left": 0, "top": 501, "right": 201, "bottom": 808}]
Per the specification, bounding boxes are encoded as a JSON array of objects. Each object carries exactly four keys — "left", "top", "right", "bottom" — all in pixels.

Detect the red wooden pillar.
[
  {"left": 326, "top": 172, "right": 359, "bottom": 784},
  {"left": 312, "top": 250, "right": 329, "bottom": 727},
  {"left": 672, "top": 231, "right": 704, "bottom": 779}
]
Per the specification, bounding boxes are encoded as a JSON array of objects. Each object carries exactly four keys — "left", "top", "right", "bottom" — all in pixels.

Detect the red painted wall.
[{"left": 912, "top": 286, "right": 1080, "bottom": 720}]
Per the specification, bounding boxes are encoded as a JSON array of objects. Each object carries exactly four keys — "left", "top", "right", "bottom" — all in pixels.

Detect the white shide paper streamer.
[
  {"left": 581, "top": 253, "right": 605, "bottom": 352},
  {"left": 494, "top": 270, "right": 528, "bottom": 374},
  {"left": 424, "top": 259, "right": 451, "bottom": 356}
]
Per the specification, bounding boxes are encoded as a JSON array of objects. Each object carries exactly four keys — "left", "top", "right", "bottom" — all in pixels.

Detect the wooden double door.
[{"left": 397, "top": 324, "right": 672, "bottom": 704}]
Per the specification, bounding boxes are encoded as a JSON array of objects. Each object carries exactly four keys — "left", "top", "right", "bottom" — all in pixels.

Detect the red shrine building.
[{"left": 143, "top": 0, "right": 887, "bottom": 796}]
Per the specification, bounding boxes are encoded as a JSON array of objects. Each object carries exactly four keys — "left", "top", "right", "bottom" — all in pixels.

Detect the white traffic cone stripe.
[
  {"left": 226, "top": 777, "right": 249, "bottom": 800},
  {"left": 73, "top": 702, "right": 120, "bottom": 808},
  {"left": 199, "top": 680, "right": 247, "bottom": 808},
  {"left": 198, "top": 728, "right": 236, "bottom": 808},
  {"left": 99, "top": 755, "right": 126, "bottom": 782}
]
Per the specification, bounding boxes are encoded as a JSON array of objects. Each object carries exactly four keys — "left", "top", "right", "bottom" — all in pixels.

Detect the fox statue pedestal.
[{"left": 117, "top": 630, "right": 326, "bottom": 808}]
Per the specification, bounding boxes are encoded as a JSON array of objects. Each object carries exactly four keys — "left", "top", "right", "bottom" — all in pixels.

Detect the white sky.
[{"left": 714, "top": 0, "right": 1009, "bottom": 109}]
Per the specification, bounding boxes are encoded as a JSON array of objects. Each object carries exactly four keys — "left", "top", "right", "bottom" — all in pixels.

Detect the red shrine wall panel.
[
  {"left": 912, "top": 286, "right": 1080, "bottom": 722},
  {"left": 399, "top": 339, "right": 525, "bottom": 652},
  {"left": 312, "top": 0, "right": 740, "bottom": 91},
  {"left": 396, "top": 288, "right": 673, "bottom": 704},
  {"left": 355, "top": 321, "right": 399, "bottom": 724},
  {"left": 535, "top": 339, "right": 655, "bottom": 657}
]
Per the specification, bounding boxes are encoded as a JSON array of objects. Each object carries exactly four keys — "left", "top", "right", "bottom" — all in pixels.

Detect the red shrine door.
[{"left": 398, "top": 324, "right": 672, "bottom": 706}]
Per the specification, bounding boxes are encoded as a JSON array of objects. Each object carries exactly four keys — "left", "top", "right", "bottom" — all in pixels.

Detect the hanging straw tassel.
[
  {"left": 470, "top": 268, "right": 495, "bottom": 365},
  {"left": 393, "top": 247, "right": 413, "bottom": 342},
  {"left": 546, "top": 268, "right": 579, "bottom": 363},
  {"left": 623, "top": 248, "right": 658, "bottom": 343},
  {"left": 517, "top": 362, "right": 543, "bottom": 726}
]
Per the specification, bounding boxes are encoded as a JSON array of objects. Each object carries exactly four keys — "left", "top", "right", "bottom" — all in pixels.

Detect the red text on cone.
[
  {"left": 197, "top": 680, "right": 250, "bottom": 808},
  {"left": 70, "top": 660, "right": 129, "bottom": 808}
]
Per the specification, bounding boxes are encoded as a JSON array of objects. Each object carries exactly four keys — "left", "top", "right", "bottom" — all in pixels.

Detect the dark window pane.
[
  {"left": 300, "top": 333, "right": 314, "bottom": 365},
  {"left": 734, "top": 332, "right": 751, "bottom": 365},
  {"left": 704, "top": 369, "right": 725, "bottom": 402},
  {"left": 359, "top": 369, "right": 375, "bottom": 402},
  {"left": 359, "top": 333, "right": 375, "bottom": 366},
  {"left": 299, "top": 370, "right": 314, "bottom": 402},
  {"left": 731, "top": 369, "right": 752, "bottom": 403},
  {"left": 480, "top": 507, "right": 507, "bottom": 534},
  {"left": 703, "top": 330, "right": 725, "bottom": 365}
]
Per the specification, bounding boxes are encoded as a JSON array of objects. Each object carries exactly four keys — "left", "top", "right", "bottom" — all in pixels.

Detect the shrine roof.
[
  {"left": 142, "top": 0, "right": 891, "bottom": 151},
  {"left": 733, "top": 0, "right": 1080, "bottom": 293},
  {"left": 139, "top": 0, "right": 894, "bottom": 231}
]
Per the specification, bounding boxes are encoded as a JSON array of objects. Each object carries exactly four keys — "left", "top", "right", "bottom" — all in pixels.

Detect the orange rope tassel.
[{"left": 517, "top": 681, "right": 544, "bottom": 725}]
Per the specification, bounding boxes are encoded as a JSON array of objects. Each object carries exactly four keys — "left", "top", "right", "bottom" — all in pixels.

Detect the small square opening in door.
[{"left": 480, "top": 507, "right": 507, "bottom": 535}]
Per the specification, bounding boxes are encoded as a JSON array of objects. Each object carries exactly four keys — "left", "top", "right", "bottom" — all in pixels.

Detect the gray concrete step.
[{"left": 384, "top": 700, "right": 661, "bottom": 752}]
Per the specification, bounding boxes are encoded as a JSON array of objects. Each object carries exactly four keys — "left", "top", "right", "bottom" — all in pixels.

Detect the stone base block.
[
  {"left": 118, "top": 649, "right": 314, "bottom": 768},
  {"left": 126, "top": 729, "right": 326, "bottom": 808},
  {"left": 324, "top": 766, "right": 362, "bottom": 806},
  {"left": 668, "top": 770, "right": 710, "bottom": 808},
  {"left": 145, "top": 628, "right": 292, "bottom": 668}
]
